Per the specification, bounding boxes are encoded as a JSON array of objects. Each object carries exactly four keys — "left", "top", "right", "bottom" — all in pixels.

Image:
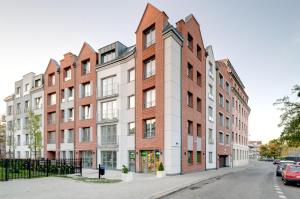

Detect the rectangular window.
[
  {"left": 144, "top": 58, "right": 156, "bottom": 78},
  {"left": 197, "top": 124, "right": 201, "bottom": 137},
  {"left": 144, "top": 118, "right": 155, "bottom": 138},
  {"left": 187, "top": 120, "right": 193, "bottom": 135},
  {"left": 226, "top": 99, "right": 230, "bottom": 112},
  {"left": 80, "top": 127, "right": 91, "bottom": 142},
  {"left": 208, "top": 129, "right": 214, "bottom": 144},
  {"left": 82, "top": 60, "right": 90, "bottom": 75},
  {"left": 17, "top": 119, "right": 21, "bottom": 130},
  {"left": 67, "top": 129, "right": 74, "bottom": 143},
  {"left": 7, "top": 105, "right": 12, "bottom": 116},
  {"left": 101, "top": 151, "right": 117, "bottom": 169},
  {"left": 208, "top": 106, "right": 213, "bottom": 122},
  {"left": 49, "top": 93, "right": 56, "bottom": 106},
  {"left": 34, "top": 97, "right": 42, "bottom": 109},
  {"left": 144, "top": 25, "right": 155, "bottom": 48},
  {"left": 81, "top": 104, "right": 91, "bottom": 120},
  {"left": 35, "top": 79, "right": 41, "bottom": 87},
  {"left": 187, "top": 63, "right": 193, "bottom": 79},
  {"left": 226, "top": 81, "right": 230, "bottom": 94},
  {"left": 101, "top": 100, "right": 117, "bottom": 120},
  {"left": 197, "top": 72, "right": 202, "bottom": 86},
  {"left": 102, "top": 50, "right": 116, "bottom": 64},
  {"left": 48, "top": 131, "right": 55, "bottom": 144},
  {"left": 128, "top": 68, "right": 135, "bottom": 82},
  {"left": 196, "top": 151, "right": 201, "bottom": 163},
  {"left": 68, "top": 87, "right": 74, "bottom": 101},
  {"left": 219, "top": 112, "right": 224, "bottom": 127},
  {"left": 197, "top": 45, "right": 202, "bottom": 61},
  {"left": 219, "top": 73, "right": 224, "bottom": 88},
  {"left": 187, "top": 91, "right": 193, "bottom": 108},
  {"left": 64, "top": 67, "right": 71, "bottom": 81},
  {"left": 209, "top": 62, "right": 213, "bottom": 78},
  {"left": 68, "top": 108, "right": 74, "bottom": 121},
  {"left": 48, "top": 73, "right": 55, "bottom": 86},
  {"left": 209, "top": 152, "right": 213, "bottom": 163},
  {"left": 187, "top": 33, "right": 193, "bottom": 50},
  {"left": 25, "top": 83, "right": 30, "bottom": 92},
  {"left": 208, "top": 84, "right": 214, "bottom": 100},
  {"left": 219, "top": 132, "right": 224, "bottom": 144},
  {"left": 187, "top": 151, "right": 193, "bottom": 164},
  {"left": 24, "top": 100, "right": 30, "bottom": 112},
  {"left": 128, "top": 122, "right": 135, "bottom": 135},
  {"left": 101, "top": 125, "right": 117, "bottom": 145},
  {"left": 128, "top": 95, "right": 135, "bottom": 109},
  {"left": 144, "top": 88, "right": 156, "bottom": 108},
  {"left": 102, "top": 76, "right": 117, "bottom": 97},
  {"left": 48, "top": 112, "right": 56, "bottom": 124},
  {"left": 197, "top": 97, "right": 201, "bottom": 112},
  {"left": 81, "top": 82, "right": 91, "bottom": 97},
  {"left": 17, "top": 135, "right": 20, "bottom": 146},
  {"left": 219, "top": 93, "right": 224, "bottom": 107},
  {"left": 226, "top": 134, "right": 230, "bottom": 145},
  {"left": 226, "top": 117, "right": 230, "bottom": 129}
]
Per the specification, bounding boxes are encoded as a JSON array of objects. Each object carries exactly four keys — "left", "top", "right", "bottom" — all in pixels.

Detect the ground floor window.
[
  {"left": 196, "top": 151, "right": 201, "bottom": 164},
  {"left": 209, "top": 152, "right": 213, "bottom": 163},
  {"left": 101, "top": 151, "right": 116, "bottom": 169},
  {"left": 128, "top": 151, "right": 135, "bottom": 172},
  {"left": 80, "top": 151, "right": 93, "bottom": 168},
  {"left": 187, "top": 151, "right": 193, "bottom": 165}
]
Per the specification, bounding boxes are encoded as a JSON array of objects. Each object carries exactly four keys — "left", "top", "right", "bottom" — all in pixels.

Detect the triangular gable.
[
  {"left": 77, "top": 42, "right": 97, "bottom": 59},
  {"left": 44, "top": 58, "right": 60, "bottom": 74}
]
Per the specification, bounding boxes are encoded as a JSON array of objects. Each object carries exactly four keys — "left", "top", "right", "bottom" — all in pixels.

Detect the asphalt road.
[{"left": 163, "top": 161, "right": 300, "bottom": 199}]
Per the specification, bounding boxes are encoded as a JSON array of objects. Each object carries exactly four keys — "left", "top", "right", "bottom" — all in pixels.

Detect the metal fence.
[{"left": 0, "top": 158, "right": 82, "bottom": 181}]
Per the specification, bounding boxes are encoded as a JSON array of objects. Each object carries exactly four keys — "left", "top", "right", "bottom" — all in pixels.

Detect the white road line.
[
  {"left": 276, "top": 191, "right": 283, "bottom": 194},
  {"left": 278, "top": 195, "right": 287, "bottom": 199}
]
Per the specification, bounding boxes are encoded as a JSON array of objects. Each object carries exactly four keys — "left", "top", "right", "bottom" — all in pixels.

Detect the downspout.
[{"left": 180, "top": 42, "right": 183, "bottom": 175}]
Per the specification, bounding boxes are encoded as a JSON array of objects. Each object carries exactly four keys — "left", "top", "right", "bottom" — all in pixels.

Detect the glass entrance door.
[
  {"left": 101, "top": 151, "right": 117, "bottom": 169},
  {"left": 141, "top": 150, "right": 156, "bottom": 173},
  {"left": 128, "top": 151, "right": 136, "bottom": 172},
  {"left": 80, "top": 151, "right": 93, "bottom": 168}
]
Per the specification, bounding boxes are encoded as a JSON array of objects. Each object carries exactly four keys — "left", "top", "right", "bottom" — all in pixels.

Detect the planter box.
[
  {"left": 156, "top": 171, "right": 166, "bottom": 178},
  {"left": 121, "top": 172, "right": 133, "bottom": 182}
]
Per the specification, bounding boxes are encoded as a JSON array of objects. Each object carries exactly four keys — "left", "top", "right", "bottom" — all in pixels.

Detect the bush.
[
  {"left": 122, "top": 165, "right": 129, "bottom": 173},
  {"left": 158, "top": 162, "right": 164, "bottom": 171}
]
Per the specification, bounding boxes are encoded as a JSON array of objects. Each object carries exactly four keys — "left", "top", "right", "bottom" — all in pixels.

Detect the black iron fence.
[{"left": 0, "top": 158, "right": 82, "bottom": 181}]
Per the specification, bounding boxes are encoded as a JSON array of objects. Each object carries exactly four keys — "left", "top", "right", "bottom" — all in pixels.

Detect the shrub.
[
  {"left": 122, "top": 165, "right": 129, "bottom": 173},
  {"left": 158, "top": 162, "right": 164, "bottom": 171}
]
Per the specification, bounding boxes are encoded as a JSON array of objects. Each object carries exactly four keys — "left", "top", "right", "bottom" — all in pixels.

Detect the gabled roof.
[
  {"left": 44, "top": 58, "right": 60, "bottom": 74},
  {"left": 77, "top": 42, "right": 97, "bottom": 58},
  {"left": 135, "top": 3, "right": 168, "bottom": 33},
  {"left": 184, "top": 14, "right": 200, "bottom": 28}
]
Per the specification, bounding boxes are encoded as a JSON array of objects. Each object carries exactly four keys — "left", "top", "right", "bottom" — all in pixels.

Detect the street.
[{"left": 163, "top": 161, "right": 300, "bottom": 199}]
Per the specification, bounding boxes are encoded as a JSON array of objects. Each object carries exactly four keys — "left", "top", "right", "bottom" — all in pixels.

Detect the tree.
[
  {"left": 259, "top": 139, "right": 283, "bottom": 159},
  {"left": 259, "top": 144, "right": 270, "bottom": 158},
  {"left": 274, "top": 85, "right": 300, "bottom": 147},
  {"left": 27, "top": 111, "right": 43, "bottom": 159}
]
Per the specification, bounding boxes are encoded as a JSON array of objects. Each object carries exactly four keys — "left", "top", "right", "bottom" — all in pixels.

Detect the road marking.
[{"left": 278, "top": 195, "right": 287, "bottom": 199}]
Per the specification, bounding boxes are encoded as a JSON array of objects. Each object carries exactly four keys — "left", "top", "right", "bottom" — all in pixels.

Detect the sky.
[{"left": 0, "top": 0, "right": 299, "bottom": 143}]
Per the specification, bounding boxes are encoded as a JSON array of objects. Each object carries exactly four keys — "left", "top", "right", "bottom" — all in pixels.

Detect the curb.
[{"left": 147, "top": 166, "right": 248, "bottom": 199}]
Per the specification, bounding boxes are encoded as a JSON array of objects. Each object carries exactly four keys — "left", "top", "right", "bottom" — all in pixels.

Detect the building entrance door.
[
  {"left": 80, "top": 151, "right": 93, "bottom": 168},
  {"left": 141, "top": 150, "right": 156, "bottom": 173}
]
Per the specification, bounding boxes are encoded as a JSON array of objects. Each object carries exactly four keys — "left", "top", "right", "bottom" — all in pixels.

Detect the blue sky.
[{"left": 0, "top": 0, "right": 299, "bottom": 142}]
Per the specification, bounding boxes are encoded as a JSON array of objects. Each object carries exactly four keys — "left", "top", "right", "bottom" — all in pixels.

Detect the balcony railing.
[{"left": 99, "top": 110, "right": 118, "bottom": 123}]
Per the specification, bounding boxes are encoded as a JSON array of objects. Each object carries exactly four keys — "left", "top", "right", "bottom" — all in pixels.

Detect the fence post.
[
  {"left": 28, "top": 159, "right": 31, "bottom": 179},
  {"left": 46, "top": 159, "right": 49, "bottom": 177},
  {"left": 4, "top": 159, "right": 8, "bottom": 181}
]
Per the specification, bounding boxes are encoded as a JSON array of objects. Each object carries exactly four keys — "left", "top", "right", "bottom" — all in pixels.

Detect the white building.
[
  {"left": 96, "top": 42, "right": 136, "bottom": 171},
  {"left": 205, "top": 46, "right": 217, "bottom": 170}
]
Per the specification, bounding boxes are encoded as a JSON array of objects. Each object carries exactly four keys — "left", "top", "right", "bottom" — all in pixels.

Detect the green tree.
[
  {"left": 274, "top": 85, "right": 300, "bottom": 147},
  {"left": 259, "top": 144, "right": 269, "bottom": 158},
  {"left": 27, "top": 111, "right": 43, "bottom": 159}
]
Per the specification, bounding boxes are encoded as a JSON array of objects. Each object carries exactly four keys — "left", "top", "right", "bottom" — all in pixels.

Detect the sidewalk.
[{"left": 0, "top": 164, "right": 250, "bottom": 199}]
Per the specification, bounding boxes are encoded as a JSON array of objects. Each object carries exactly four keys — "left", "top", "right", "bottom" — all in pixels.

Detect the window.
[
  {"left": 64, "top": 67, "right": 71, "bottom": 81},
  {"left": 101, "top": 100, "right": 117, "bottom": 120},
  {"left": 7, "top": 105, "right": 12, "bottom": 116},
  {"left": 48, "top": 112, "right": 56, "bottom": 124},
  {"left": 68, "top": 87, "right": 74, "bottom": 101},
  {"left": 17, "top": 135, "right": 20, "bottom": 146},
  {"left": 196, "top": 98, "right": 201, "bottom": 112},
  {"left": 24, "top": 100, "right": 30, "bottom": 112},
  {"left": 226, "top": 117, "right": 230, "bottom": 129},
  {"left": 226, "top": 134, "right": 230, "bottom": 145},
  {"left": 209, "top": 152, "right": 213, "bottom": 163},
  {"left": 102, "top": 50, "right": 116, "bottom": 64},
  {"left": 187, "top": 63, "right": 193, "bottom": 79},
  {"left": 34, "top": 97, "right": 42, "bottom": 109},
  {"left": 219, "top": 132, "right": 224, "bottom": 144},
  {"left": 48, "top": 131, "right": 55, "bottom": 144},
  {"left": 25, "top": 83, "right": 30, "bottom": 92},
  {"left": 17, "top": 151, "right": 20, "bottom": 159},
  {"left": 128, "top": 68, "right": 135, "bottom": 82},
  {"left": 101, "top": 151, "right": 117, "bottom": 169},
  {"left": 49, "top": 93, "right": 56, "bottom": 105},
  {"left": 17, "top": 119, "right": 21, "bottom": 130},
  {"left": 208, "top": 84, "right": 214, "bottom": 100},
  {"left": 226, "top": 81, "right": 230, "bottom": 93},
  {"left": 144, "top": 25, "right": 155, "bottom": 48},
  {"left": 101, "top": 125, "right": 117, "bottom": 145},
  {"left": 208, "top": 62, "right": 213, "bottom": 78},
  {"left": 219, "top": 73, "right": 224, "bottom": 88},
  {"left": 82, "top": 60, "right": 90, "bottom": 75},
  {"left": 16, "top": 87, "right": 21, "bottom": 97},
  {"left": 66, "top": 129, "right": 74, "bottom": 143},
  {"left": 81, "top": 104, "right": 91, "bottom": 120},
  {"left": 61, "top": 110, "right": 65, "bottom": 122},
  {"left": 197, "top": 124, "right": 201, "bottom": 137},
  {"left": 144, "top": 118, "right": 155, "bottom": 138},
  {"left": 196, "top": 151, "right": 202, "bottom": 164},
  {"left": 102, "top": 76, "right": 117, "bottom": 97},
  {"left": 128, "top": 122, "right": 135, "bottom": 135},
  {"left": 219, "top": 93, "right": 224, "bottom": 107},
  {"left": 187, "top": 120, "right": 193, "bottom": 135},
  {"left": 208, "top": 129, "right": 214, "bottom": 144},
  {"left": 232, "top": 97, "right": 235, "bottom": 108},
  {"left": 197, "top": 72, "right": 202, "bottom": 86},
  {"left": 197, "top": 45, "right": 202, "bottom": 61},
  {"left": 80, "top": 127, "right": 91, "bottom": 142},
  {"left": 25, "top": 151, "right": 29, "bottom": 159},
  {"left": 187, "top": 91, "right": 193, "bottom": 108},
  {"left": 16, "top": 103, "right": 21, "bottom": 114},
  {"left": 187, "top": 151, "right": 193, "bottom": 164},
  {"left": 48, "top": 73, "right": 55, "bottom": 86},
  {"left": 187, "top": 33, "right": 193, "bottom": 50},
  {"left": 128, "top": 95, "right": 135, "bottom": 109},
  {"left": 219, "top": 112, "right": 224, "bottom": 127},
  {"left": 35, "top": 79, "right": 41, "bottom": 87},
  {"left": 226, "top": 99, "right": 230, "bottom": 112},
  {"left": 68, "top": 108, "right": 74, "bottom": 121},
  {"left": 208, "top": 106, "right": 213, "bottom": 122},
  {"left": 144, "top": 88, "right": 155, "bottom": 108},
  {"left": 81, "top": 82, "right": 91, "bottom": 98},
  {"left": 144, "top": 58, "right": 155, "bottom": 78}
]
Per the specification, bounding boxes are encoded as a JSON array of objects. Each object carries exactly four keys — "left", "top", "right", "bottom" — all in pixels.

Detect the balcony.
[{"left": 98, "top": 135, "right": 119, "bottom": 149}]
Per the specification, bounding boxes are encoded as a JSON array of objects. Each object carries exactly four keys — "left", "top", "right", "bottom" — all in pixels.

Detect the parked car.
[
  {"left": 273, "top": 159, "right": 280, "bottom": 165},
  {"left": 281, "top": 164, "right": 300, "bottom": 185},
  {"left": 276, "top": 160, "right": 295, "bottom": 176},
  {"left": 296, "top": 162, "right": 300, "bottom": 166}
]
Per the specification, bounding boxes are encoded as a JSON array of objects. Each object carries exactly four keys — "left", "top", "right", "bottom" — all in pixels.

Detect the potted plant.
[
  {"left": 121, "top": 165, "right": 133, "bottom": 182},
  {"left": 156, "top": 162, "right": 166, "bottom": 178}
]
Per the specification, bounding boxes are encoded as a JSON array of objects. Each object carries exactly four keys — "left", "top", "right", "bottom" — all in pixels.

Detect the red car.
[{"left": 281, "top": 164, "right": 300, "bottom": 185}]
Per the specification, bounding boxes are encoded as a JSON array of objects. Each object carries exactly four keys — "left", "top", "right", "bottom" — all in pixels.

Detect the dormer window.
[
  {"left": 102, "top": 50, "right": 116, "bottom": 64},
  {"left": 144, "top": 25, "right": 155, "bottom": 48},
  {"left": 35, "top": 79, "right": 41, "bottom": 87}
]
